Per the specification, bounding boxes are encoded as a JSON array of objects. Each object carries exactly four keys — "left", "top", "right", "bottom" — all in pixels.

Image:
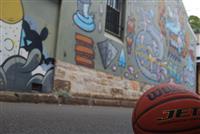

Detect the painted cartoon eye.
[
  {"left": 26, "top": 40, "right": 32, "bottom": 46},
  {"left": 4, "top": 38, "right": 15, "bottom": 51}
]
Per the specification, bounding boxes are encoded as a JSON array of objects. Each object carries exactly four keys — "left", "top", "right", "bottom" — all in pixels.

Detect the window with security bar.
[{"left": 105, "top": 0, "right": 126, "bottom": 39}]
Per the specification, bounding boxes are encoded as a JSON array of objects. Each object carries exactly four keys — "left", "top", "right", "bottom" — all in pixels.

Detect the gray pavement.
[{"left": 0, "top": 102, "right": 133, "bottom": 134}]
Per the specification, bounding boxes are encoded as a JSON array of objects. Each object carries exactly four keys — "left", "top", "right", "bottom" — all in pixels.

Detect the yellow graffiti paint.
[
  {"left": 136, "top": 51, "right": 175, "bottom": 74},
  {"left": 0, "top": 0, "right": 23, "bottom": 24}
]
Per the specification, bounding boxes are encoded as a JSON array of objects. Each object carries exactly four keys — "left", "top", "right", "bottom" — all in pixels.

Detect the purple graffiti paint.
[
  {"left": 128, "top": 66, "right": 134, "bottom": 74},
  {"left": 112, "top": 65, "right": 117, "bottom": 72},
  {"left": 124, "top": 72, "right": 129, "bottom": 79}
]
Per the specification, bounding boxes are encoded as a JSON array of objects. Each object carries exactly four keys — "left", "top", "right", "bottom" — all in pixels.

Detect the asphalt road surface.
[{"left": 0, "top": 102, "right": 133, "bottom": 134}]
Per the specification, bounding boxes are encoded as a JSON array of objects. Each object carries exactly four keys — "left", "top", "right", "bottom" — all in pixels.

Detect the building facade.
[
  {"left": 0, "top": 0, "right": 197, "bottom": 100},
  {"left": 196, "top": 33, "right": 200, "bottom": 93}
]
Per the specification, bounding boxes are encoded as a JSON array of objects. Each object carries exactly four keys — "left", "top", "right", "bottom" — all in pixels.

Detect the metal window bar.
[{"left": 105, "top": 5, "right": 122, "bottom": 37}]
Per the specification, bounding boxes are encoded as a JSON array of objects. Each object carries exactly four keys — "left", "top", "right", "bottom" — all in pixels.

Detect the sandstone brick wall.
[{"left": 53, "top": 60, "right": 151, "bottom": 100}]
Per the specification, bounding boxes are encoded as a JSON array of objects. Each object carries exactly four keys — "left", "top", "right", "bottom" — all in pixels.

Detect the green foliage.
[{"left": 188, "top": 15, "right": 200, "bottom": 33}]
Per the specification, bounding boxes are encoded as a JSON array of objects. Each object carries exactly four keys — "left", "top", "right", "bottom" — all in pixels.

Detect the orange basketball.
[{"left": 132, "top": 83, "right": 200, "bottom": 134}]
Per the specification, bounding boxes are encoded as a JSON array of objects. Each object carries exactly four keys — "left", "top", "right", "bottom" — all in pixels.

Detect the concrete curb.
[{"left": 0, "top": 91, "right": 137, "bottom": 108}]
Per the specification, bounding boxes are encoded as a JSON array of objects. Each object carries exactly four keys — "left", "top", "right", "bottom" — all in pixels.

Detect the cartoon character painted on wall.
[
  {"left": 73, "top": 0, "right": 95, "bottom": 32},
  {"left": 0, "top": 0, "right": 54, "bottom": 92},
  {"left": 21, "top": 20, "right": 54, "bottom": 65}
]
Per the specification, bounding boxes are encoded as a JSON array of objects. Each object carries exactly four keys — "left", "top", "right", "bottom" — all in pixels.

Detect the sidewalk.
[{"left": 0, "top": 91, "right": 137, "bottom": 108}]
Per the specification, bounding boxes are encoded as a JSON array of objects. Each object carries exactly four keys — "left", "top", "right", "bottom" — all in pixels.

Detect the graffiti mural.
[
  {"left": 126, "top": 16, "right": 136, "bottom": 55},
  {"left": 183, "top": 51, "right": 195, "bottom": 87},
  {"left": 111, "top": 64, "right": 117, "bottom": 72},
  {"left": 73, "top": 0, "right": 95, "bottom": 32},
  {"left": 0, "top": 0, "right": 54, "bottom": 92},
  {"left": 21, "top": 20, "right": 54, "bottom": 65},
  {"left": 60, "top": 0, "right": 196, "bottom": 93},
  {"left": 165, "top": 6, "right": 184, "bottom": 62},
  {"left": 75, "top": 33, "right": 95, "bottom": 68},
  {"left": 126, "top": 65, "right": 139, "bottom": 80},
  {"left": 134, "top": 9, "right": 166, "bottom": 82},
  {"left": 157, "top": 0, "right": 196, "bottom": 88},
  {"left": 182, "top": 32, "right": 196, "bottom": 87},
  {"left": 118, "top": 49, "right": 126, "bottom": 68},
  {"left": 97, "top": 40, "right": 118, "bottom": 69},
  {"left": 0, "top": 0, "right": 23, "bottom": 65},
  {"left": 158, "top": 0, "right": 166, "bottom": 37}
]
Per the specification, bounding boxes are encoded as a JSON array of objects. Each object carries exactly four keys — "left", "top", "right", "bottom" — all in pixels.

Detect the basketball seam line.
[
  {"left": 134, "top": 96, "right": 200, "bottom": 133},
  {"left": 133, "top": 87, "right": 190, "bottom": 124}
]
